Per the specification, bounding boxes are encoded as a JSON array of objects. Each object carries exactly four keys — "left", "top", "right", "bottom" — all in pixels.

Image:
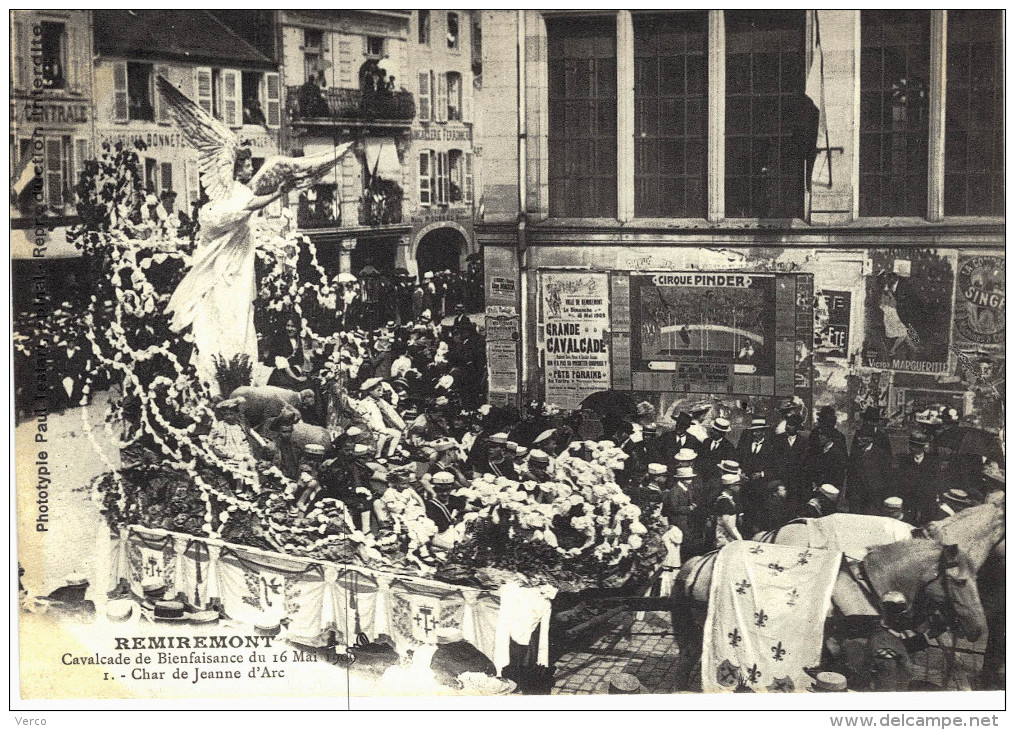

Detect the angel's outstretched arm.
[{"left": 246, "top": 180, "right": 291, "bottom": 212}]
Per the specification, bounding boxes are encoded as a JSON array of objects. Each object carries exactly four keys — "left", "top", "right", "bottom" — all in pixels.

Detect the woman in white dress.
[{"left": 879, "top": 280, "right": 916, "bottom": 358}]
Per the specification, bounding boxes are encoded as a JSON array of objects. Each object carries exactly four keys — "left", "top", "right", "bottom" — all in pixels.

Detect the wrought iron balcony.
[{"left": 287, "top": 86, "right": 415, "bottom": 126}]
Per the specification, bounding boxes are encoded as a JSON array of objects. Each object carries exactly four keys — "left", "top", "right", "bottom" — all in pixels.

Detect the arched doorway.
[{"left": 415, "top": 226, "right": 467, "bottom": 279}]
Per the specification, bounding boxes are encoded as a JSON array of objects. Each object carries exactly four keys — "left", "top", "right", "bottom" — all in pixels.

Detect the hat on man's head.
[
  {"left": 810, "top": 672, "right": 848, "bottom": 693},
  {"left": 360, "top": 377, "right": 384, "bottom": 392},
  {"left": 674, "top": 448, "right": 697, "bottom": 463},
  {"left": 506, "top": 441, "right": 519, "bottom": 452},
  {"left": 636, "top": 401, "right": 655, "bottom": 418},
  {"left": 711, "top": 417, "right": 731, "bottom": 433},
  {"left": 303, "top": 443, "right": 325, "bottom": 456},
  {"left": 721, "top": 473, "right": 742, "bottom": 486},
  {"left": 353, "top": 443, "right": 372, "bottom": 455},
  {"left": 748, "top": 417, "right": 768, "bottom": 430},
  {"left": 718, "top": 459, "right": 740, "bottom": 474},
  {"left": 533, "top": 428, "right": 557, "bottom": 445},
  {"left": 673, "top": 412, "right": 693, "bottom": 431},
  {"left": 674, "top": 465, "right": 695, "bottom": 479},
  {"left": 529, "top": 449, "right": 551, "bottom": 465},
  {"left": 431, "top": 471, "right": 455, "bottom": 485},
  {"left": 488, "top": 432, "right": 509, "bottom": 445},
  {"left": 346, "top": 426, "right": 364, "bottom": 439},
  {"left": 943, "top": 489, "right": 975, "bottom": 506},
  {"left": 778, "top": 398, "right": 797, "bottom": 414},
  {"left": 424, "top": 271, "right": 434, "bottom": 280},
  {"left": 785, "top": 413, "right": 804, "bottom": 428},
  {"left": 647, "top": 463, "right": 667, "bottom": 476},
  {"left": 817, "top": 406, "right": 837, "bottom": 426},
  {"left": 883, "top": 496, "right": 903, "bottom": 510},
  {"left": 908, "top": 430, "right": 931, "bottom": 447},
  {"left": 818, "top": 484, "right": 840, "bottom": 499}
]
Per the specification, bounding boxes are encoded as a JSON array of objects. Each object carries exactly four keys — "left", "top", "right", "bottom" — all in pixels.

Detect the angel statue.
[{"left": 156, "top": 76, "right": 352, "bottom": 392}]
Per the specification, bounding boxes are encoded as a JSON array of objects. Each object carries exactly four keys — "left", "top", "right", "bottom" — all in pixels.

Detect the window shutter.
[
  {"left": 74, "top": 138, "right": 89, "bottom": 195},
  {"left": 155, "top": 65, "right": 170, "bottom": 123},
  {"left": 264, "top": 72, "right": 281, "bottom": 128},
  {"left": 435, "top": 72, "right": 448, "bottom": 122},
  {"left": 160, "top": 162, "right": 174, "bottom": 194},
  {"left": 194, "top": 67, "right": 213, "bottom": 114},
  {"left": 418, "top": 71, "right": 431, "bottom": 121},
  {"left": 12, "top": 20, "right": 24, "bottom": 90},
  {"left": 185, "top": 159, "right": 201, "bottom": 207},
  {"left": 45, "top": 138, "right": 63, "bottom": 209},
  {"left": 464, "top": 153, "right": 474, "bottom": 203},
  {"left": 462, "top": 75, "right": 473, "bottom": 123},
  {"left": 436, "top": 151, "right": 450, "bottom": 204},
  {"left": 113, "top": 62, "right": 129, "bottom": 122},
  {"left": 68, "top": 27, "right": 81, "bottom": 93},
  {"left": 222, "top": 69, "right": 240, "bottom": 127},
  {"left": 418, "top": 151, "right": 432, "bottom": 206}
]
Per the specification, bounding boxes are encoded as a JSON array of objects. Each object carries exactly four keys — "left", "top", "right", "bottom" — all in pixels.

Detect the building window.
[
  {"left": 366, "top": 36, "right": 385, "bottom": 58},
  {"left": 724, "top": 10, "right": 806, "bottom": 219},
  {"left": 446, "top": 72, "right": 463, "bottom": 122},
  {"left": 304, "top": 29, "right": 325, "bottom": 82},
  {"left": 944, "top": 10, "right": 1003, "bottom": 216},
  {"left": 127, "top": 63, "right": 155, "bottom": 121},
  {"left": 859, "top": 11, "right": 930, "bottom": 217},
  {"left": 435, "top": 150, "right": 450, "bottom": 205},
  {"left": 547, "top": 15, "right": 618, "bottom": 218},
  {"left": 633, "top": 12, "right": 708, "bottom": 218},
  {"left": 419, "top": 10, "right": 431, "bottom": 46},
  {"left": 297, "top": 184, "right": 339, "bottom": 228},
  {"left": 40, "top": 21, "right": 66, "bottom": 89},
  {"left": 418, "top": 71, "right": 432, "bottom": 121},
  {"left": 242, "top": 72, "right": 267, "bottom": 125},
  {"left": 419, "top": 151, "right": 433, "bottom": 206},
  {"left": 447, "top": 12, "right": 460, "bottom": 50},
  {"left": 449, "top": 149, "right": 464, "bottom": 203}
]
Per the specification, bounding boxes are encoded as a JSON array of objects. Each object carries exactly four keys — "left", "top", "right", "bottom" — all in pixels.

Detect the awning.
[{"left": 363, "top": 137, "right": 401, "bottom": 182}]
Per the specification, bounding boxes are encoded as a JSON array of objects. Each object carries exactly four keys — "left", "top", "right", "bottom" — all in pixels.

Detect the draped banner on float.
[{"left": 106, "top": 527, "right": 552, "bottom": 675}]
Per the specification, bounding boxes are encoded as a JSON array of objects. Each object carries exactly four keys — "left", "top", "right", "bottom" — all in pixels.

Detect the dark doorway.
[{"left": 415, "top": 226, "right": 466, "bottom": 280}]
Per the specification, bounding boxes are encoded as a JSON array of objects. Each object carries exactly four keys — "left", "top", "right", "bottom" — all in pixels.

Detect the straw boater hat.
[
  {"left": 673, "top": 465, "right": 696, "bottom": 480},
  {"left": 529, "top": 449, "right": 551, "bottom": 465},
  {"left": 431, "top": 472, "right": 455, "bottom": 485},
  {"left": 711, "top": 417, "right": 731, "bottom": 433},
  {"left": 533, "top": 429, "right": 557, "bottom": 445},
  {"left": 488, "top": 432, "right": 509, "bottom": 445},
  {"left": 303, "top": 443, "right": 325, "bottom": 457},
  {"left": 810, "top": 672, "right": 848, "bottom": 692},
  {"left": 747, "top": 417, "right": 768, "bottom": 430},
  {"left": 688, "top": 401, "right": 711, "bottom": 416},
  {"left": 647, "top": 463, "right": 667, "bottom": 476},
  {"left": 506, "top": 441, "right": 519, "bottom": 452},
  {"left": 674, "top": 447, "right": 697, "bottom": 462},
  {"left": 943, "top": 489, "right": 975, "bottom": 507},
  {"left": 721, "top": 473, "right": 741, "bottom": 487},
  {"left": 718, "top": 459, "right": 740, "bottom": 474},
  {"left": 883, "top": 496, "right": 903, "bottom": 510},
  {"left": 353, "top": 443, "right": 371, "bottom": 455},
  {"left": 818, "top": 484, "right": 840, "bottom": 499},
  {"left": 515, "top": 446, "right": 529, "bottom": 458}
]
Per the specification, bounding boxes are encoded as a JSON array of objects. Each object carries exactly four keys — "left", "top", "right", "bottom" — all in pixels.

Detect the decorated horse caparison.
[{"left": 670, "top": 501, "right": 1004, "bottom": 691}]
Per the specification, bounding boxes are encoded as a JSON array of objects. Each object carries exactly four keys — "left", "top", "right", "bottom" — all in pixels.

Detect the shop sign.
[
  {"left": 23, "top": 100, "right": 90, "bottom": 125},
  {"left": 411, "top": 126, "right": 472, "bottom": 143}
]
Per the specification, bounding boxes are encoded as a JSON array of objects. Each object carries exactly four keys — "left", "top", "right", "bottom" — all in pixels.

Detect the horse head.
[{"left": 864, "top": 539, "right": 986, "bottom": 643}]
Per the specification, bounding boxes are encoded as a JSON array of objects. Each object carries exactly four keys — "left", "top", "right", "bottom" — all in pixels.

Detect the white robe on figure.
[{"left": 167, "top": 181, "right": 259, "bottom": 390}]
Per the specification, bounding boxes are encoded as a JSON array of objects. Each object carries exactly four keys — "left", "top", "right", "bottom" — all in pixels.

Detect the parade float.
[{"left": 58, "top": 141, "right": 662, "bottom": 685}]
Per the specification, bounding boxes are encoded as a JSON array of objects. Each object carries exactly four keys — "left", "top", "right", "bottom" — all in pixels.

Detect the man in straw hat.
[
  {"left": 802, "top": 483, "right": 840, "bottom": 518},
  {"left": 713, "top": 472, "right": 744, "bottom": 548},
  {"left": 929, "top": 488, "right": 977, "bottom": 521},
  {"left": 736, "top": 417, "right": 776, "bottom": 533},
  {"left": 357, "top": 377, "right": 406, "bottom": 458},
  {"left": 662, "top": 464, "right": 698, "bottom": 539},
  {"left": 697, "top": 417, "right": 735, "bottom": 485}
]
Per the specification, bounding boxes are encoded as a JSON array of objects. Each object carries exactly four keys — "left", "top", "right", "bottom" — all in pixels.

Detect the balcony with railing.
[
  {"left": 295, "top": 181, "right": 409, "bottom": 242},
  {"left": 287, "top": 86, "right": 415, "bottom": 128}
]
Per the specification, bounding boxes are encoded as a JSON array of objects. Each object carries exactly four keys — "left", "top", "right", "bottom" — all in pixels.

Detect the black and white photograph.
[{"left": 10, "top": 8, "right": 1005, "bottom": 719}]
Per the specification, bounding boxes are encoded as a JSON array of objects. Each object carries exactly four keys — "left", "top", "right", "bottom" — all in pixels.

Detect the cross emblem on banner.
[
  {"left": 415, "top": 606, "right": 437, "bottom": 637},
  {"left": 145, "top": 556, "right": 162, "bottom": 579}
]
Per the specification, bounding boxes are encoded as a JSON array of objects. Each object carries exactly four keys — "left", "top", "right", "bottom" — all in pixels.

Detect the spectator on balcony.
[
  {"left": 244, "top": 99, "right": 267, "bottom": 126},
  {"left": 297, "top": 74, "right": 329, "bottom": 118}
]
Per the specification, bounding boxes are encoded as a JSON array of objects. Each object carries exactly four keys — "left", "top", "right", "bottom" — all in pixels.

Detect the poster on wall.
[
  {"left": 628, "top": 272, "right": 778, "bottom": 395},
  {"left": 814, "top": 289, "right": 851, "bottom": 360},
  {"left": 953, "top": 254, "right": 1005, "bottom": 349},
  {"left": 486, "top": 313, "right": 520, "bottom": 405},
  {"left": 540, "top": 272, "right": 611, "bottom": 410},
  {"left": 861, "top": 249, "right": 958, "bottom": 374}
]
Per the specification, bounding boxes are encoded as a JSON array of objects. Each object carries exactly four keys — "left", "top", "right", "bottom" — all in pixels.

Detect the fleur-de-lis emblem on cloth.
[
  {"left": 771, "top": 641, "right": 787, "bottom": 662},
  {"left": 754, "top": 609, "right": 768, "bottom": 627},
  {"left": 736, "top": 578, "right": 751, "bottom": 594},
  {"left": 728, "top": 628, "right": 743, "bottom": 647}
]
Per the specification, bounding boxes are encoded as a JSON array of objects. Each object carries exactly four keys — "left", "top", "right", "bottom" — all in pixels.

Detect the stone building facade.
[{"left": 475, "top": 10, "right": 1004, "bottom": 442}]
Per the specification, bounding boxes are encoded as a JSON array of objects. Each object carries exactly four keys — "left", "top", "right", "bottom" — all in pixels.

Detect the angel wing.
[
  {"left": 155, "top": 75, "right": 241, "bottom": 204},
  {"left": 247, "top": 143, "right": 355, "bottom": 197}
]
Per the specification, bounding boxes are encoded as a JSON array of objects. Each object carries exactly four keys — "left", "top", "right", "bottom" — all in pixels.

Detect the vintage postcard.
[{"left": 11, "top": 9, "right": 1005, "bottom": 716}]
